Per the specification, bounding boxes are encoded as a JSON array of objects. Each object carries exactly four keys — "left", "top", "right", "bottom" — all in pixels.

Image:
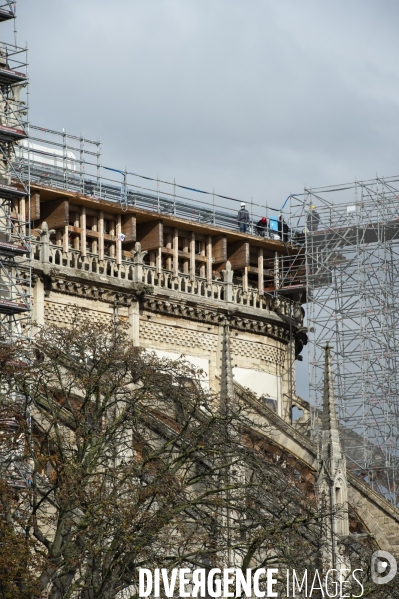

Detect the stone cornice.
[
  {"left": 32, "top": 267, "right": 152, "bottom": 305},
  {"left": 143, "top": 296, "right": 291, "bottom": 343},
  {"left": 32, "top": 262, "right": 301, "bottom": 343}
]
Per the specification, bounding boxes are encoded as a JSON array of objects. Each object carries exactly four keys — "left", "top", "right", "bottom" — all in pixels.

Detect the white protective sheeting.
[
  {"left": 148, "top": 349, "right": 210, "bottom": 390},
  {"left": 233, "top": 367, "right": 282, "bottom": 414}
]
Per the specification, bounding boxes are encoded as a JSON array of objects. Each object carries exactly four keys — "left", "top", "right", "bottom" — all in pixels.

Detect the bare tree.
[{"left": 0, "top": 318, "right": 396, "bottom": 599}]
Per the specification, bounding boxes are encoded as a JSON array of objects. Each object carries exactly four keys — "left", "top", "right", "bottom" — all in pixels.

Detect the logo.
[{"left": 371, "top": 551, "right": 397, "bottom": 585}]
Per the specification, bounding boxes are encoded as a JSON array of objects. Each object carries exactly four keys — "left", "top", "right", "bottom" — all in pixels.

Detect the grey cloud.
[{"left": 15, "top": 0, "right": 399, "bottom": 205}]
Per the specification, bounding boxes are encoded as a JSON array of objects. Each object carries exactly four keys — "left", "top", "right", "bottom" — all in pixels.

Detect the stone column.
[
  {"left": 173, "top": 228, "right": 179, "bottom": 277},
  {"left": 243, "top": 266, "right": 248, "bottom": 293},
  {"left": 32, "top": 275, "right": 44, "bottom": 332},
  {"left": 258, "top": 247, "right": 264, "bottom": 295},
  {"left": 128, "top": 299, "right": 140, "bottom": 346},
  {"left": 63, "top": 225, "right": 69, "bottom": 254},
  {"left": 206, "top": 235, "right": 212, "bottom": 285},
  {"left": 98, "top": 210, "right": 104, "bottom": 260},
  {"left": 190, "top": 232, "right": 195, "bottom": 281}
]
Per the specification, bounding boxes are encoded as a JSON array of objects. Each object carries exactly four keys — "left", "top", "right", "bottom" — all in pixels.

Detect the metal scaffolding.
[
  {"left": 13, "top": 125, "right": 284, "bottom": 235},
  {"left": 0, "top": 3, "right": 31, "bottom": 344},
  {"left": 284, "top": 178, "right": 399, "bottom": 505}
]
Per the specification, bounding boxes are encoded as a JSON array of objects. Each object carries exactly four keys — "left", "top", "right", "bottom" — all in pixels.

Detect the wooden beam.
[
  {"left": 63, "top": 225, "right": 68, "bottom": 253},
  {"left": 19, "top": 196, "right": 26, "bottom": 236},
  {"left": 121, "top": 213, "right": 136, "bottom": 242},
  {"left": 165, "top": 233, "right": 172, "bottom": 271},
  {"left": 243, "top": 266, "right": 248, "bottom": 293},
  {"left": 32, "top": 184, "right": 287, "bottom": 252},
  {"left": 161, "top": 247, "right": 206, "bottom": 262},
  {"left": 213, "top": 235, "right": 227, "bottom": 263},
  {"left": 173, "top": 228, "right": 178, "bottom": 277},
  {"left": 157, "top": 246, "right": 162, "bottom": 274},
  {"left": 137, "top": 220, "right": 163, "bottom": 251},
  {"left": 116, "top": 214, "right": 122, "bottom": 265},
  {"left": 183, "top": 236, "right": 189, "bottom": 274},
  {"left": 200, "top": 241, "right": 206, "bottom": 278},
  {"left": 40, "top": 197, "right": 69, "bottom": 230},
  {"left": 227, "top": 240, "right": 250, "bottom": 270},
  {"left": 207, "top": 235, "right": 213, "bottom": 284},
  {"left": 98, "top": 210, "right": 104, "bottom": 260},
  {"left": 29, "top": 192, "right": 40, "bottom": 221},
  {"left": 258, "top": 247, "right": 264, "bottom": 295},
  {"left": 80, "top": 206, "right": 86, "bottom": 257},
  {"left": 190, "top": 231, "right": 195, "bottom": 281},
  {"left": 92, "top": 214, "right": 98, "bottom": 254}
]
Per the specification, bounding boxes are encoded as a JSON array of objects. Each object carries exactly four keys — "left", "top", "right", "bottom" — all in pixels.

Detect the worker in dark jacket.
[
  {"left": 306, "top": 205, "right": 320, "bottom": 232},
  {"left": 237, "top": 202, "right": 250, "bottom": 233},
  {"left": 278, "top": 215, "right": 290, "bottom": 242},
  {"left": 255, "top": 216, "right": 267, "bottom": 236}
]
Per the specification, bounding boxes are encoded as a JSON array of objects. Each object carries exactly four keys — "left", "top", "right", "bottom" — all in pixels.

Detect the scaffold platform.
[
  {"left": 284, "top": 177, "right": 399, "bottom": 505},
  {"left": 0, "top": 66, "right": 26, "bottom": 85}
]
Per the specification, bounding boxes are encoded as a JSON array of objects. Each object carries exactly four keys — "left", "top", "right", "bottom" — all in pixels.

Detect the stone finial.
[
  {"left": 317, "top": 344, "right": 349, "bottom": 570},
  {"left": 35, "top": 221, "right": 55, "bottom": 263},
  {"left": 36, "top": 221, "right": 55, "bottom": 237},
  {"left": 222, "top": 261, "right": 233, "bottom": 302},
  {"left": 131, "top": 242, "right": 147, "bottom": 264},
  {"left": 220, "top": 317, "right": 235, "bottom": 405},
  {"left": 321, "top": 344, "right": 341, "bottom": 463},
  {"left": 222, "top": 260, "right": 233, "bottom": 284},
  {"left": 131, "top": 242, "right": 147, "bottom": 283}
]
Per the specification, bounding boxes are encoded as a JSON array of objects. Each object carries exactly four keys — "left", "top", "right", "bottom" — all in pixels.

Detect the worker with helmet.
[
  {"left": 306, "top": 205, "right": 320, "bottom": 232},
  {"left": 255, "top": 216, "right": 268, "bottom": 236},
  {"left": 237, "top": 202, "right": 250, "bottom": 233}
]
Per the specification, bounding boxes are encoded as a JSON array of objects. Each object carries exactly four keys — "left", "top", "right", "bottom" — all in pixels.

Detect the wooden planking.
[
  {"left": 121, "top": 213, "right": 136, "bottom": 242},
  {"left": 33, "top": 184, "right": 287, "bottom": 252},
  {"left": 80, "top": 206, "right": 86, "bottom": 257},
  {"left": 40, "top": 198, "right": 69, "bottom": 229},
  {"left": 29, "top": 192, "right": 40, "bottom": 221},
  {"left": 206, "top": 235, "right": 212, "bottom": 284},
  {"left": 162, "top": 247, "right": 206, "bottom": 262},
  {"left": 173, "top": 228, "right": 178, "bottom": 277},
  {"left": 98, "top": 210, "right": 104, "bottom": 260},
  {"left": 227, "top": 241, "right": 250, "bottom": 270},
  {"left": 116, "top": 215, "right": 122, "bottom": 265},
  {"left": 137, "top": 220, "right": 163, "bottom": 251},
  {"left": 190, "top": 232, "right": 195, "bottom": 281},
  {"left": 212, "top": 235, "right": 227, "bottom": 263},
  {"left": 258, "top": 247, "right": 264, "bottom": 295}
]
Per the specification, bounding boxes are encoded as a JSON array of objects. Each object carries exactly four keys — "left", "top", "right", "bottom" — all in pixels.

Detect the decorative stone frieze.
[{"left": 142, "top": 296, "right": 291, "bottom": 343}]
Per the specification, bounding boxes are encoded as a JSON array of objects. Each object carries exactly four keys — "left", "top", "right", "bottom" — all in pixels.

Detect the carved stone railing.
[
  {"left": 142, "top": 266, "right": 226, "bottom": 301},
  {"left": 44, "top": 244, "right": 136, "bottom": 281},
  {"left": 31, "top": 232, "right": 293, "bottom": 316}
]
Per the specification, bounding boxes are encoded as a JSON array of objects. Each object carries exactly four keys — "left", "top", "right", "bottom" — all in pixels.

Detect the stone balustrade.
[{"left": 31, "top": 235, "right": 292, "bottom": 316}]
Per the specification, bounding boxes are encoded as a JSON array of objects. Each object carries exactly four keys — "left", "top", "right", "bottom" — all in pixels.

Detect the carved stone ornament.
[{"left": 142, "top": 297, "right": 291, "bottom": 342}]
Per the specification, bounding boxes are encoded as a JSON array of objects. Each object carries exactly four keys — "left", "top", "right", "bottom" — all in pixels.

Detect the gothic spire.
[
  {"left": 317, "top": 343, "right": 349, "bottom": 552},
  {"left": 220, "top": 318, "right": 235, "bottom": 402},
  {"left": 321, "top": 344, "right": 342, "bottom": 463}
]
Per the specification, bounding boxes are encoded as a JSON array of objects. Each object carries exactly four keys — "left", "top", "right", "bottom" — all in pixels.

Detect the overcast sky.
[
  {"left": 11, "top": 0, "right": 399, "bottom": 212},
  {"left": 9, "top": 0, "right": 399, "bottom": 398}
]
